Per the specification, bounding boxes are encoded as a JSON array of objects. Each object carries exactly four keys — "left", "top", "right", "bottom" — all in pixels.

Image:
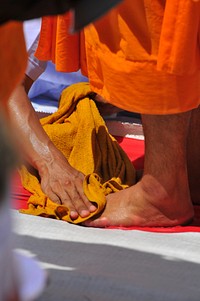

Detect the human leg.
[
  {"left": 187, "top": 106, "right": 200, "bottom": 204},
  {"left": 84, "top": 111, "right": 194, "bottom": 227}
]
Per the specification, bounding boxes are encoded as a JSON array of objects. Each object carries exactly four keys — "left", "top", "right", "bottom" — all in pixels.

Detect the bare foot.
[
  {"left": 83, "top": 174, "right": 194, "bottom": 228},
  {"left": 83, "top": 111, "right": 195, "bottom": 228}
]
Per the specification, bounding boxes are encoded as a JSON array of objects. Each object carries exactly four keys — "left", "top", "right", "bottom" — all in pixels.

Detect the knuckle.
[
  {"left": 64, "top": 179, "right": 71, "bottom": 186},
  {"left": 51, "top": 197, "right": 61, "bottom": 204}
]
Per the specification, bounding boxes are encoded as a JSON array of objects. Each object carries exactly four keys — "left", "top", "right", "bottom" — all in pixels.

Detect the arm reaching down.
[{"left": 7, "top": 76, "right": 96, "bottom": 220}]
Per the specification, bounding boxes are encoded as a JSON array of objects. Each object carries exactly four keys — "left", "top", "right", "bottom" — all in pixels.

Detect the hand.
[
  {"left": 38, "top": 150, "right": 97, "bottom": 220},
  {"left": 7, "top": 82, "right": 97, "bottom": 220}
]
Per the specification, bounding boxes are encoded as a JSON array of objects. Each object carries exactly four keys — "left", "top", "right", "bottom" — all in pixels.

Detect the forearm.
[
  {"left": 7, "top": 80, "right": 95, "bottom": 217},
  {"left": 7, "top": 81, "right": 59, "bottom": 172}
]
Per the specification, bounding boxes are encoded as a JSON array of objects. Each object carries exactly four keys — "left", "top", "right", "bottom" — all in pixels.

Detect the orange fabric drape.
[
  {"left": 157, "top": 0, "right": 200, "bottom": 75},
  {"left": 35, "top": 12, "right": 81, "bottom": 72},
  {"left": 36, "top": 0, "right": 200, "bottom": 114},
  {"left": 0, "top": 21, "right": 27, "bottom": 106},
  {"left": 84, "top": 0, "right": 200, "bottom": 114}
]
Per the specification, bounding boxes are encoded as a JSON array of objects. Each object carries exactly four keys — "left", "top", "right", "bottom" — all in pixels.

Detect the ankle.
[
  {"left": 140, "top": 174, "right": 170, "bottom": 201},
  {"left": 140, "top": 173, "right": 193, "bottom": 218}
]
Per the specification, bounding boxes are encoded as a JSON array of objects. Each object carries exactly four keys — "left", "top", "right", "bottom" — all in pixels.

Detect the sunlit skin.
[
  {"left": 8, "top": 74, "right": 200, "bottom": 227},
  {"left": 7, "top": 76, "right": 121, "bottom": 220},
  {"left": 8, "top": 76, "right": 97, "bottom": 220},
  {"left": 83, "top": 108, "right": 200, "bottom": 228}
]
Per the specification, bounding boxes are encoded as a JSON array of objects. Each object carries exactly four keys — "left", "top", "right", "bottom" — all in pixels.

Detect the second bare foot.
[{"left": 83, "top": 175, "right": 194, "bottom": 228}]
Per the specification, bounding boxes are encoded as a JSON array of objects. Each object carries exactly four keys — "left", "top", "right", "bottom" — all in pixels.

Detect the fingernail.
[
  {"left": 90, "top": 205, "right": 97, "bottom": 212},
  {"left": 80, "top": 210, "right": 90, "bottom": 217},
  {"left": 70, "top": 211, "right": 79, "bottom": 220}
]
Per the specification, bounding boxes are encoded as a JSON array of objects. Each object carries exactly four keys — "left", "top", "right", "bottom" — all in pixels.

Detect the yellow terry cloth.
[{"left": 20, "top": 83, "right": 136, "bottom": 224}]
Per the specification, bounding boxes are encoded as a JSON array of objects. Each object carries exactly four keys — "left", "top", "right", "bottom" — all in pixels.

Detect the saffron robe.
[{"left": 36, "top": 0, "right": 200, "bottom": 114}]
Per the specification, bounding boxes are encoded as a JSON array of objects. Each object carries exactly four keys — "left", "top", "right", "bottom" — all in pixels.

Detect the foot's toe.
[{"left": 83, "top": 217, "right": 109, "bottom": 228}]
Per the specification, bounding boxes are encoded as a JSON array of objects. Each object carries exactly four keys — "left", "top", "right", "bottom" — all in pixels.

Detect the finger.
[
  {"left": 77, "top": 190, "right": 97, "bottom": 213},
  {"left": 74, "top": 178, "right": 97, "bottom": 213},
  {"left": 43, "top": 181, "right": 79, "bottom": 219},
  {"left": 43, "top": 187, "right": 61, "bottom": 205},
  {"left": 64, "top": 185, "right": 92, "bottom": 218},
  {"left": 50, "top": 185, "right": 80, "bottom": 220},
  {"left": 40, "top": 181, "right": 61, "bottom": 204}
]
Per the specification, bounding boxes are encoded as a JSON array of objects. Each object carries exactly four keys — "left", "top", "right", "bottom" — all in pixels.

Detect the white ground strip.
[
  {"left": 106, "top": 119, "right": 144, "bottom": 140},
  {"left": 12, "top": 211, "right": 200, "bottom": 301}
]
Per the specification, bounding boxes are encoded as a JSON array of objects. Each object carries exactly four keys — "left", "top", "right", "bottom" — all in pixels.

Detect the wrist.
[
  {"left": 32, "top": 141, "right": 55, "bottom": 173},
  {"left": 33, "top": 142, "right": 68, "bottom": 176}
]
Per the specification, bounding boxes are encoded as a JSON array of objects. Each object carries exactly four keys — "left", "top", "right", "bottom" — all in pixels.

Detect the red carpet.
[{"left": 12, "top": 137, "right": 200, "bottom": 233}]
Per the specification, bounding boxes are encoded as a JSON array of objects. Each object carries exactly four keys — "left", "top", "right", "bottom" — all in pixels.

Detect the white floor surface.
[{"left": 11, "top": 210, "right": 200, "bottom": 301}]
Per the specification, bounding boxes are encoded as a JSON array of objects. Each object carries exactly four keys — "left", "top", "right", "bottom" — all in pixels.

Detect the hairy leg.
[
  {"left": 84, "top": 112, "right": 194, "bottom": 227},
  {"left": 187, "top": 106, "right": 200, "bottom": 204}
]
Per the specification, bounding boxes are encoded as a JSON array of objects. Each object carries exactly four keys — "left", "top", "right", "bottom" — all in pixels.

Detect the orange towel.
[
  {"left": 0, "top": 21, "right": 27, "bottom": 106},
  {"left": 20, "top": 83, "right": 136, "bottom": 224},
  {"left": 36, "top": 0, "right": 200, "bottom": 115}
]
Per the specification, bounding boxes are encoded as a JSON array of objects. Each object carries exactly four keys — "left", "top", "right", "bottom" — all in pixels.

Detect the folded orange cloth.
[
  {"left": 20, "top": 83, "right": 136, "bottom": 224},
  {"left": 36, "top": 0, "right": 200, "bottom": 115}
]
